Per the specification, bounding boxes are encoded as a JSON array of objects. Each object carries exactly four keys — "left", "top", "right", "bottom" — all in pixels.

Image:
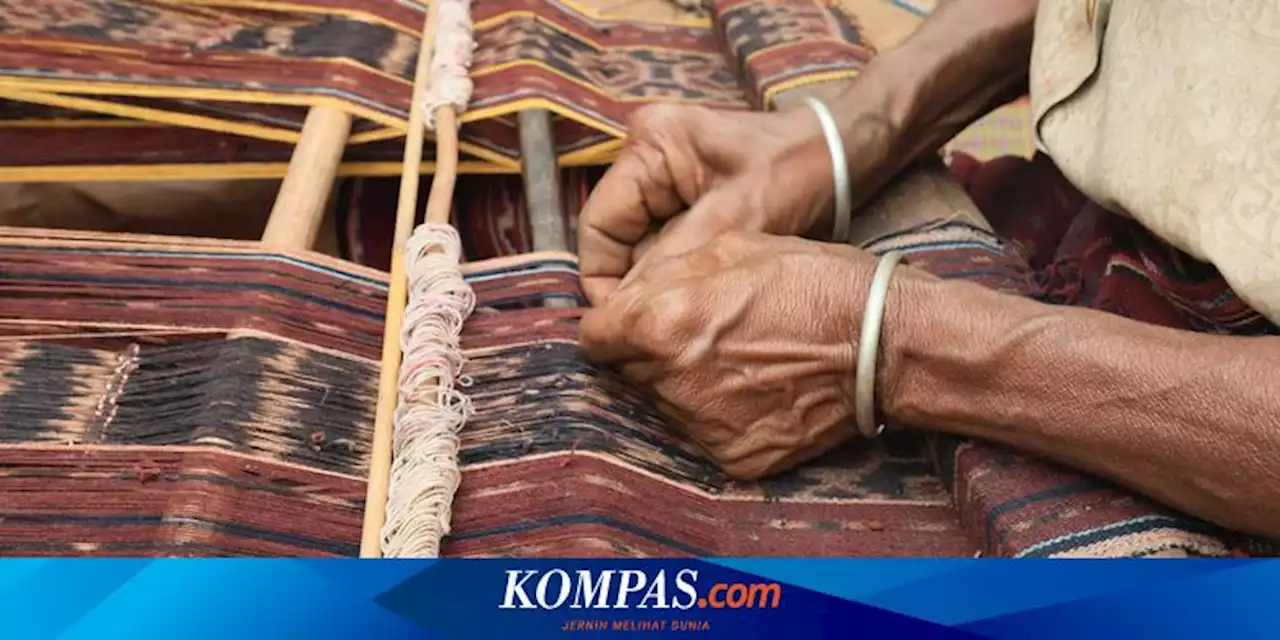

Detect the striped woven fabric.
[
  {"left": 0, "top": 100, "right": 503, "bottom": 183},
  {"left": 1, "top": 223, "right": 1274, "bottom": 557},
  {"left": 945, "top": 97, "right": 1034, "bottom": 161},
  {"left": 337, "top": 168, "right": 605, "bottom": 269},
  {"left": 0, "top": 228, "right": 967, "bottom": 557},
  {"left": 0, "top": 0, "right": 870, "bottom": 179}
]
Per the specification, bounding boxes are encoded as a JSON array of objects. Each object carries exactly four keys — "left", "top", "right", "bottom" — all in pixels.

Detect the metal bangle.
[
  {"left": 802, "top": 96, "right": 852, "bottom": 244},
  {"left": 855, "top": 250, "right": 905, "bottom": 438}
]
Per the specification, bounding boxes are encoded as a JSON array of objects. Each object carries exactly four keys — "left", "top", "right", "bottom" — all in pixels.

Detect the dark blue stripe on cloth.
[{"left": 447, "top": 513, "right": 710, "bottom": 556}]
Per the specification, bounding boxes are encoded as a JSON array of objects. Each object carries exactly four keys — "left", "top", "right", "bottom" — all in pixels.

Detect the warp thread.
[
  {"left": 423, "top": 0, "right": 475, "bottom": 131},
  {"left": 381, "top": 224, "right": 476, "bottom": 557}
]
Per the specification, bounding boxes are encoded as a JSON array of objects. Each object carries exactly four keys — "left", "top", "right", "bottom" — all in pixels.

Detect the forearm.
[
  {"left": 882, "top": 275, "right": 1280, "bottom": 538},
  {"left": 823, "top": 0, "right": 1037, "bottom": 210}
]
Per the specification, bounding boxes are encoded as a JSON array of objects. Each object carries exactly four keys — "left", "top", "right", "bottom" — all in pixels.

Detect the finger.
[
  {"left": 613, "top": 195, "right": 738, "bottom": 295},
  {"left": 643, "top": 190, "right": 740, "bottom": 263},
  {"left": 578, "top": 286, "right": 651, "bottom": 364},
  {"left": 630, "top": 221, "right": 665, "bottom": 268},
  {"left": 578, "top": 157, "right": 655, "bottom": 305},
  {"left": 579, "top": 147, "right": 686, "bottom": 306},
  {"left": 618, "top": 250, "right": 693, "bottom": 294}
]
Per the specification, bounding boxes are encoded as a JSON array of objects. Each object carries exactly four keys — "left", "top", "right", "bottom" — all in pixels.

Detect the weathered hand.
[
  {"left": 577, "top": 103, "right": 835, "bottom": 306},
  {"left": 579, "top": 231, "right": 917, "bottom": 479}
]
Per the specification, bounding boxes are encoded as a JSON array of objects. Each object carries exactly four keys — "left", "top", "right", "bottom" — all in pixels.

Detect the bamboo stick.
[
  {"left": 259, "top": 106, "right": 353, "bottom": 249},
  {"left": 358, "top": 0, "right": 454, "bottom": 558}
]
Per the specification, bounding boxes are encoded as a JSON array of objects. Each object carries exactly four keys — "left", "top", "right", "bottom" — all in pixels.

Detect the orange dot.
[{"left": 697, "top": 598, "right": 707, "bottom": 608}]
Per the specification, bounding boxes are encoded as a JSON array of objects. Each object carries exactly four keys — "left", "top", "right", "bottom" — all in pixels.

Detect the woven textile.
[
  {"left": 0, "top": 0, "right": 1032, "bottom": 184},
  {"left": 2, "top": 212, "right": 1275, "bottom": 557},
  {"left": 0, "top": 100, "right": 501, "bottom": 183},
  {"left": 0, "top": 228, "right": 968, "bottom": 557},
  {"left": 337, "top": 168, "right": 604, "bottom": 268},
  {"left": 945, "top": 97, "right": 1034, "bottom": 161},
  {"left": 0, "top": 0, "right": 870, "bottom": 178}
]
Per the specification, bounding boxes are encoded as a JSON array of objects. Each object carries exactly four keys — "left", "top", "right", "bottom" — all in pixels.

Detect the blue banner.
[{"left": 0, "top": 559, "right": 1275, "bottom": 639}]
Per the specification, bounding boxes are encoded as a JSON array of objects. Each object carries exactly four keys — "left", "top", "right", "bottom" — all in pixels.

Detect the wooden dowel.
[
  {"left": 359, "top": 0, "right": 447, "bottom": 558},
  {"left": 425, "top": 108, "right": 460, "bottom": 226},
  {"left": 259, "top": 106, "right": 353, "bottom": 249},
  {"left": 517, "top": 108, "right": 573, "bottom": 308},
  {"left": 235, "top": 103, "right": 352, "bottom": 341}
]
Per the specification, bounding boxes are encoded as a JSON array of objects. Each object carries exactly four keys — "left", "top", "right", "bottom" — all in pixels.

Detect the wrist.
[
  {"left": 771, "top": 63, "right": 927, "bottom": 240},
  {"left": 868, "top": 263, "right": 942, "bottom": 427},
  {"left": 876, "top": 273, "right": 1048, "bottom": 431},
  {"left": 831, "top": 54, "right": 937, "bottom": 207}
]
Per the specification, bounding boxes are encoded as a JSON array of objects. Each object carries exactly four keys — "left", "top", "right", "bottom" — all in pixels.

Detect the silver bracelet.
[
  {"left": 855, "top": 250, "right": 905, "bottom": 438},
  {"left": 802, "top": 97, "right": 852, "bottom": 244}
]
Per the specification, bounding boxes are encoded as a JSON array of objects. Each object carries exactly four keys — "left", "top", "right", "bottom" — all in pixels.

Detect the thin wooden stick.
[
  {"left": 259, "top": 106, "right": 353, "bottom": 249},
  {"left": 518, "top": 108, "right": 568, "bottom": 254},
  {"left": 240, "top": 100, "right": 353, "bottom": 345},
  {"left": 517, "top": 108, "right": 573, "bottom": 309},
  {"left": 359, "top": 0, "right": 452, "bottom": 558}
]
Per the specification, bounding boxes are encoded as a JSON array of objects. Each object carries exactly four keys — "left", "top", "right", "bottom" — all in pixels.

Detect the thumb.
[{"left": 579, "top": 284, "right": 652, "bottom": 365}]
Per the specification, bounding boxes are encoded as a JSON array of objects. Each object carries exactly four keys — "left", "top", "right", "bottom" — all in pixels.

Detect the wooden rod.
[
  {"left": 259, "top": 106, "right": 353, "bottom": 249},
  {"left": 517, "top": 108, "right": 568, "bottom": 253},
  {"left": 425, "top": 109, "right": 460, "bottom": 226},
  {"left": 517, "top": 108, "right": 574, "bottom": 309},
  {"left": 359, "top": 0, "right": 447, "bottom": 558}
]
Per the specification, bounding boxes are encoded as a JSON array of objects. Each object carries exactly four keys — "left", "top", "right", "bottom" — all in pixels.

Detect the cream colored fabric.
[{"left": 1030, "top": 0, "right": 1280, "bottom": 322}]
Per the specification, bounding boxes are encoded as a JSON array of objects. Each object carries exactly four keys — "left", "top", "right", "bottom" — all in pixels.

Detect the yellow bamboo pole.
[
  {"left": 259, "top": 107, "right": 353, "bottom": 249},
  {"left": 359, "top": 0, "right": 462, "bottom": 557}
]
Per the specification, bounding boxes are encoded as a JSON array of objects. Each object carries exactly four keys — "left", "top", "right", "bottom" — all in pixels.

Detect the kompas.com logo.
[{"left": 498, "top": 568, "right": 783, "bottom": 610}]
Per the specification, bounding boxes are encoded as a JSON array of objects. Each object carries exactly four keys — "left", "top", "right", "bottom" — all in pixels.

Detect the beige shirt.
[{"left": 1030, "top": 0, "right": 1280, "bottom": 323}]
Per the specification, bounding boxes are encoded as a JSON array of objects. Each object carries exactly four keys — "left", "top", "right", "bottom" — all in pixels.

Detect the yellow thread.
[
  {"left": 0, "top": 80, "right": 403, "bottom": 130},
  {"left": 347, "top": 127, "right": 410, "bottom": 145},
  {"left": 155, "top": 0, "right": 421, "bottom": 36},
  {"left": 3, "top": 90, "right": 302, "bottom": 143},
  {"left": 1, "top": 38, "right": 136, "bottom": 55},
  {"left": 0, "top": 119, "right": 157, "bottom": 129},
  {"left": 560, "top": 138, "right": 623, "bottom": 166},
  {"left": 764, "top": 70, "right": 860, "bottom": 105},
  {"left": 0, "top": 160, "right": 514, "bottom": 183}
]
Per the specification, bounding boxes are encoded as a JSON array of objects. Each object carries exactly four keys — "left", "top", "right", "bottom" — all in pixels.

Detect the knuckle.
[
  {"left": 637, "top": 287, "right": 698, "bottom": 343},
  {"left": 655, "top": 288, "right": 708, "bottom": 341},
  {"left": 629, "top": 144, "right": 670, "bottom": 184},
  {"left": 628, "top": 102, "right": 691, "bottom": 135},
  {"left": 705, "top": 229, "right": 762, "bottom": 261}
]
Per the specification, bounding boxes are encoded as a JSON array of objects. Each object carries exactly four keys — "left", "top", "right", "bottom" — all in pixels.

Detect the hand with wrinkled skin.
[
  {"left": 576, "top": 104, "right": 836, "bottom": 306},
  {"left": 576, "top": 0, "right": 1280, "bottom": 539},
  {"left": 579, "top": 231, "right": 923, "bottom": 479},
  {"left": 576, "top": 0, "right": 1039, "bottom": 309}
]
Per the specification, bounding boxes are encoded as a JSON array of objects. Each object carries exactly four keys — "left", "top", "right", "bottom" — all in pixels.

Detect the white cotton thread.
[
  {"left": 380, "top": 223, "right": 476, "bottom": 557},
  {"left": 422, "top": 0, "right": 475, "bottom": 131}
]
